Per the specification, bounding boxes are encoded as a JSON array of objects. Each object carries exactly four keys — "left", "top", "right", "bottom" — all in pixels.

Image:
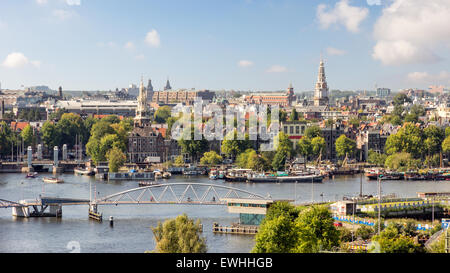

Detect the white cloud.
[
  {"left": 53, "top": 9, "right": 75, "bottom": 20},
  {"left": 2, "top": 52, "right": 40, "bottom": 69},
  {"left": 124, "top": 41, "right": 135, "bottom": 50},
  {"left": 317, "top": 0, "right": 369, "bottom": 33},
  {"left": 36, "top": 0, "right": 48, "bottom": 5},
  {"left": 372, "top": 0, "right": 450, "bottom": 65},
  {"left": 66, "top": 0, "right": 81, "bottom": 5},
  {"left": 407, "top": 71, "right": 450, "bottom": 84},
  {"left": 326, "top": 47, "right": 346, "bottom": 56},
  {"left": 367, "top": 0, "right": 381, "bottom": 5},
  {"left": 266, "top": 65, "right": 287, "bottom": 73},
  {"left": 145, "top": 29, "right": 160, "bottom": 48},
  {"left": 238, "top": 60, "right": 253, "bottom": 67}
]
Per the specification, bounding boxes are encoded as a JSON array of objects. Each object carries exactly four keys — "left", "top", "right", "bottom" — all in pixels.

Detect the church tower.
[
  {"left": 147, "top": 79, "right": 154, "bottom": 102},
  {"left": 286, "top": 82, "right": 296, "bottom": 106},
  {"left": 134, "top": 77, "right": 151, "bottom": 128},
  {"left": 164, "top": 78, "right": 172, "bottom": 91},
  {"left": 313, "top": 58, "right": 329, "bottom": 107},
  {"left": 58, "top": 86, "right": 63, "bottom": 99}
]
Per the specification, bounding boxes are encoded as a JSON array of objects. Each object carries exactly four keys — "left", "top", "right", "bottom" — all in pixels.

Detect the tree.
[
  {"left": 311, "top": 136, "right": 326, "bottom": 159},
  {"left": 252, "top": 214, "right": 299, "bottom": 253},
  {"left": 154, "top": 106, "right": 172, "bottom": 124},
  {"left": 151, "top": 214, "right": 206, "bottom": 253},
  {"left": 367, "top": 150, "right": 387, "bottom": 166},
  {"left": 289, "top": 108, "right": 299, "bottom": 122},
  {"left": 393, "top": 93, "right": 411, "bottom": 106},
  {"left": 384, "top": 123, "right": 424, "bottom": 158},
  {"left": 220, "top": 131, "right": 252, "bottom": 160},
  {"left": 178, "top": 126, "right": 209, "bottom": 163},
  {"left": 86, "top": 137, "right": 102, "bottom": 165},
  {"left": 335, "top": 134, "right": 356, "bottom": 159},
  {"left": 272, "top": 150, "right": 288, "bottom": 171},
  {"left": 384, "top": 152, "right": 420, "bottom": 171},
  {"left": 442, "top": 135, "right": 450, "bottom": 155},
  {"left": 294, "top": 205, "right": 340, "bottom": 253},
  {"left": 200, "top": 151, "right": 223, "bottom": 166},
  {"left": 355, "top": 225, "right": 375, "bottom": 241},
  {"left": 106, "top": 147, "right": 126, "bottom": 173},
  {"left": 56, "top": 113, "right": 86, "bottom": 148},
  {"left": 264, "top": 201, "right": 301, "bottom": 222},
  {"left": 423, "top": 125, "right": 444, "bottom": 156},
  {"left": 174, "top": 155, "right": 185, "bottom": 166},
  {"left": 279, "top": 109, "right": 288, "bottom": 122},
  {"left": 296, "top": 137, "right": 312, "bottom": 167},
  {"left": 20, "top": 125, "right": 34, "bottom": 148},
  {"left": 0, "top": 121, "right": 17, "bottom": 157},
  {"left": 304, "top": 125, "right": 322, "bottom": 139},
  {"left": 370, "top": 223, "right": 424, "bottom": 253},
  {"left": 41, "top": 121, "right": 61, "bottom": 149}
]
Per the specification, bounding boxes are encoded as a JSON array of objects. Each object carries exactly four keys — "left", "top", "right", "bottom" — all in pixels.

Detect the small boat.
[
  {"left": 162, "top": 172, "right": 171, "bottom": 179},
  {"left": 42, "top": 177, "right": 64, "bottom": 183},
  {"left": 209, "top": 169, "right": 218, "bottom": 180},
  {"left": 74, "top": 167, "right": 95, "bottom": 176},
  {"left": 154, "top": 171, "right": 163, "bottom": 179},
  {"left": 138, "top": 181, "right": 157, "bottom": 187},
  {"left": 26, "top": 172, "right": 38, "bottom": 178}
]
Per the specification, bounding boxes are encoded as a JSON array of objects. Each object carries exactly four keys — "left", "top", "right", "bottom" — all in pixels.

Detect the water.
[{"left": 0, "top": 173, "right": 449, "bottom": 253}]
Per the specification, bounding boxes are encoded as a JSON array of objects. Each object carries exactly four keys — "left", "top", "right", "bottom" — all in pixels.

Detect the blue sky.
[{"left": 0, "top": 0, "right": 449, "bottom": 92}]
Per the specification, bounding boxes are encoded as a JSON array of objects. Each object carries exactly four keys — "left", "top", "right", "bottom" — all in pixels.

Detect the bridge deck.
[{"left": 96, "top": 201, "right": 226, "bottom": 205}]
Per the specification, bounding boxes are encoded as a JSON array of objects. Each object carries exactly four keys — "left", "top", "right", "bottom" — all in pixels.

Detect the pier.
[{"left": 212, "top": 223, "right": 258, "bottom": 235}]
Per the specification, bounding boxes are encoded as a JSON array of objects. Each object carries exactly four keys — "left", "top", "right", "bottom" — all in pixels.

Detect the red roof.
[{"left": 10, "top": 121, "right": 30, "bottom": 131}]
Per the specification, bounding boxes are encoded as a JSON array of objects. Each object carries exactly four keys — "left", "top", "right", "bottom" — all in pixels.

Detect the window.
[
  {"left": 290, "top": 126, "right": 294, "bottom": 134},
  {"left": 296, "top": 126, "right": 300, "bottom": 134}
]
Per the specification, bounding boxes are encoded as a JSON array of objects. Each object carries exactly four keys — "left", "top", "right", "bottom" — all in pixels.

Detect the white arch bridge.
[
  {"left": 92, "top": 183, "right": 271, "bottom": 206},
  {"left": 3, "top": 183, "right": 273, "bottom": 218}
]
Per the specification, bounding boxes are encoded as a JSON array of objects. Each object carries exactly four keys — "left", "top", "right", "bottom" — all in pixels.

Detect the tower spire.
[{"left": 314, "top": 57, "right": 329, "bottom": 107}]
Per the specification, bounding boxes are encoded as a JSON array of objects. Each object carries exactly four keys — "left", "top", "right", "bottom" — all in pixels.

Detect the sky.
[{"left": 0, "top": 0, "right": 449, "bottom": 92}]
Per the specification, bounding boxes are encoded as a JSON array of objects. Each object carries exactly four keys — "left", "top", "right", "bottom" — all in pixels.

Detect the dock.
[{"left": 212, "top": 223, "right": 258, "bottom": 235}]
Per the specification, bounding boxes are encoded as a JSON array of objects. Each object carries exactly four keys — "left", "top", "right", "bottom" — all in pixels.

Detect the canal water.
[{"left": 0, "top": 173, "right": 449, "bottom": 253}]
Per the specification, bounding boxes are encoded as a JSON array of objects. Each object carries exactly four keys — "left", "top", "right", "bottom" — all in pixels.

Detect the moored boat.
[
  {"left": 42, "top": 177, "right": 64, "bottom": 183},
  {"left": 138, "top": 181, "right": 157, "bottom": 187},
  {"left": 224, "top": 169, "right": 252, "bottom": 182},
  {"left": 74, "top": 167, "right": 95, "bottom": 176},
  {"left": 276, "top": 174, "right": 324, "bottom": 183},
  {"left": 247, "top": 173, "right": 278, "bottom": 183},
  {"left": 26, "top": 172, "right": 38, "bottom": 178}
]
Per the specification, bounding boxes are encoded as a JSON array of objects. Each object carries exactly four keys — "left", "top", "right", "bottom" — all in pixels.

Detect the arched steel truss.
[{"left": 93, "top": 183, "right": 270, "bottom": 206}]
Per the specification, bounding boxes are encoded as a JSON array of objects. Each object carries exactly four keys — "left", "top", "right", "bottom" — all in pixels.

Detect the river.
[{"left": 0, "top": 172, "right": 449, "bottom": 253}]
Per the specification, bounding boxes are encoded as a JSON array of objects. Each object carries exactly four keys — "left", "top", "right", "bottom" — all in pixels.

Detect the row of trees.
[
  {"left": 85, "top": 116, "right": 133, "bottom": 171},
  {"left": 369, "top": 122, "right": 450, "bottom": 170}
]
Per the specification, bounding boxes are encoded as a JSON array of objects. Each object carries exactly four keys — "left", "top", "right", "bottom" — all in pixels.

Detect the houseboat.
[
  {"left": 224, "top": 169, "right": 252, "bottom": 182},
  {"left": 276, "top": 174, "right": 324, "bottom": 183}
]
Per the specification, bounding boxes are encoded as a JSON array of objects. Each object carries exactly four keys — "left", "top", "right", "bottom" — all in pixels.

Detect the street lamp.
[{"left": 378, "top": 174, "right": 382, "bottom": 235}]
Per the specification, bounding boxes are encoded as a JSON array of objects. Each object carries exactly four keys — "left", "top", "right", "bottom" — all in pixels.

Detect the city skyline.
[{"left": 0, "top": 0, "right": 449, "bottom": 91}]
